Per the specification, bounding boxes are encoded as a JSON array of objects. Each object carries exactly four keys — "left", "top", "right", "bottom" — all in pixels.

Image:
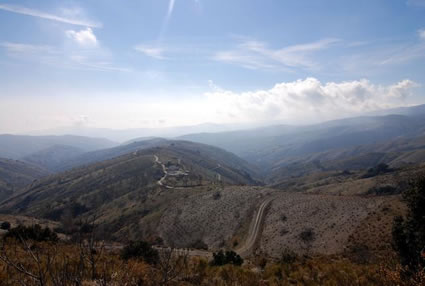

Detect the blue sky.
[{"left": 1, "top": 0, "right": 425, "bottom": 133}]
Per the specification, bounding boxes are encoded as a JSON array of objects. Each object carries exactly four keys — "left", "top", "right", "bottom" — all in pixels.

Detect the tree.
[
  {"left": 299, "top": 228, "right": 315, "bottom": 255},
  {"left": 121, "top": 240, "right": 159, "bottom": 265},
  {"left": 392, "top": 175, "right": 425, "bottom": 273},
  {"left": 211, "top": 250, "right": 243, "bottom": 266},
  {"left": 5, "top": 224, "right": 58, "bottom": 243}
]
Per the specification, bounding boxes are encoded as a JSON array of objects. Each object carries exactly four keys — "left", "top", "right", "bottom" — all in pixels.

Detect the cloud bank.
[
  {"left": 0, "top": 78, "right": 419, "bottom": 133},
  {"left": 205, "top": 78, "right": 418, "bottom": 124}
]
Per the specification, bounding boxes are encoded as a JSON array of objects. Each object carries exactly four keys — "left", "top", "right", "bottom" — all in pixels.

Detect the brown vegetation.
[{"left": 0, "top": 235, "right": 423, "bottom": 286}]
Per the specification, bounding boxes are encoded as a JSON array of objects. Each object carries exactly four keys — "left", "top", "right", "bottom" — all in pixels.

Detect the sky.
[{"left": 0, "top": 0, "right": 425, "bottom": 133}]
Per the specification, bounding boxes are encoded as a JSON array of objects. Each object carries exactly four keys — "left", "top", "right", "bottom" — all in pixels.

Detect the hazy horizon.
[{"left": 1, "top": 0, "right": 425, "bottom": 134}]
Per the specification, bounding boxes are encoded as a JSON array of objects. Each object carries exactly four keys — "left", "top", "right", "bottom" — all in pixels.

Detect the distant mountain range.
[
  {"left": 179, "top": 110, "right": 425, "bottom": 184},
  {"left": 0, "top": 134, "right": 117, "bottom": 159},
  {"left": 1, "top": 103, "right": 425, "bottom": 192},
  {"left": 27, "top": 123, "right": 257, "bottom": 142}
]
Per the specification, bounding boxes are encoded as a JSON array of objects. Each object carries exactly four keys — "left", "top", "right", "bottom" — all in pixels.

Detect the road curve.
[
  {"left": 236, "top": 196, "right": 273, "bottom": 257},
  {"left": 154, "top": 155, "right": 173, "bottom": 189}
]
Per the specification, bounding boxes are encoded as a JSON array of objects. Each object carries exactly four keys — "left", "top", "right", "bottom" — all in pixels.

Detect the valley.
[{"left": 1, "top": 107, "right": 425, "bottom": 285}]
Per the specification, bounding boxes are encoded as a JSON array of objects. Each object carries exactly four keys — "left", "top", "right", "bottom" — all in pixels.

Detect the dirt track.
[
  {"left": 236, "top": 196, "right": 273, "bottom": 257},
  {"left": 154, "top": 155, "right": 174, "bottom": 189}
]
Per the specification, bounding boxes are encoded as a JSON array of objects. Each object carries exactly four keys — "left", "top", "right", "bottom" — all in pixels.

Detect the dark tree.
[
  {"left": 121, "top": 240, "right": 159, "bottom": 265},
  {"left": 5, "top": 224, "right": 58, "bottom": 243},
  {"left": 392, "top": 176, "right": 425, "bottom": 273},
  {"left": 211, "top": 250, "right": 243, "bottom": 266},
  {"left": 0, "top": 221, "right": 10, "bottom": 230}
]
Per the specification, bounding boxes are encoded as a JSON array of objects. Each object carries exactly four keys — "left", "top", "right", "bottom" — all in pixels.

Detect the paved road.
[{"left": 236, "top": 196, "right": 273, "bottom": 257}]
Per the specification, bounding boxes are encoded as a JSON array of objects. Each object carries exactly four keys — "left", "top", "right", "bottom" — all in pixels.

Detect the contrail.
[
  {"left": 0, "top": 4, "right": 102, "bottom": 28},
  {"left": 159, "top": 0, "right": 176, "bottom": 41},
  {"left": 167, "top": 0, "right": 176, "bottom": 17}
]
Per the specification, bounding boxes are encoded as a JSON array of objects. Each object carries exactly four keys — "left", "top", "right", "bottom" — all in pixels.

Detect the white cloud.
[
  {"left": 0, "top": 78, "right": 419, "bottom": 133},
  {"left": 0, "top": 4, "right": 101, "bottom": 28},
  {"left": 134, "top": 45, "right": 165, "bottom": 59},
  {"left": 204, "top": 78, "right": 418, "bottom": 124},
  {"left": 214, "top": 38, "right": 340, "bottom": 71},
  {"left": 66, "top": 28, "right": 98, "bottom": 47}
]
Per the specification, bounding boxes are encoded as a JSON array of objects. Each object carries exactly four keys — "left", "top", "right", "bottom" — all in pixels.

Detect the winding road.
[
  {"left": 154, "top": 155, "right": 174, "bottom": 189},
  {"left": 236, "top": 196, "right": 273, "bottom": 257}
]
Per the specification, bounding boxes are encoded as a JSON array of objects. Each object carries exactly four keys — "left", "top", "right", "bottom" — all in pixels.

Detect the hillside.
[
  {"left": 179, "top": 114, "right": 425, "bottom": 171},
  {"left": 266, "top": 134, "right": 425, "bottom": 184},
  {"left": 55, "top": 138, "right": 168, "bottom": 172},
  {"left": 22, "top": 144, "right": 86, "bottom": 172},
  {"left": 0, "top": 158, "right": 49, "bottom": 202},
  {"left": 0, "top": 141, "right": 260, "bottom": 240},
  {"left": 0, "top": 144, "right": 416, "bottom": 261},
  {"left": 0, "top": 134, "right": 117, "bottom": 159}
]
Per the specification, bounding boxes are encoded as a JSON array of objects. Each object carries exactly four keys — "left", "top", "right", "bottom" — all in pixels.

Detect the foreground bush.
[{"left": 0, "top": 236, "right": 423, "bottom": 285}]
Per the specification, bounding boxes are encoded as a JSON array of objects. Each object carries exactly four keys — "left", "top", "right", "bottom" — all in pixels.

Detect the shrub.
[
  {"left": 392, "top": 175, "right": 425, "bottom": 273},
  {"left": 213, "top": 191, "right": 221, "bottom": 200},
  {"left": 280, "top": 248, "right": 298, "bottom": 264},
  {"left": 4, "top": 224, "right": 58, "bottom": 243},
  {"left": 367, "top": 185, "right": 398, "bottom": 195},
  {"left": 121, "top": 240, "right": 159, "bottom": 265},
  {"left": 190, "top": 239, "right": 208, "bottom": 250},
  {"left": 211, "top": 250, "right": 243, "bottom": 266},
  {"left": 299, "top": 228, "right": 315, "bottom": 243},
  {"left": 0, "top": 221, "right": 11, "bottom": 230},
  {"left": 362, "top": 163, "right": 392, "bottom": 178}
]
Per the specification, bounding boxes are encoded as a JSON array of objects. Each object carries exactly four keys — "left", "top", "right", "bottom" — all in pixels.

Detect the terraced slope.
[
  {"left": 157, "top": 185, "right": 392, "bottom": 258},
  {"left": 158, "top": 187, "right": 274, "bottom": 249},
  {"left": 258, "top": 193, "right": 385, "bottom": 256}
]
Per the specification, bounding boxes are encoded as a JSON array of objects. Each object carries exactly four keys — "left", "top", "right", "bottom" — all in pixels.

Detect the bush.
[
  {"left": 280, "top": 248, "right": 298, "bottom": 264},
  {"left": 392, "top": 175, "right": 425, "bottom": 273},
  {"left": 367, "top": 185, "right": 398, "bottom": 195},
  {"left": 4, "top": 224, "right": 58, "bottom": 243},
  {"left": 213, "top": 191, "right": 221, "bottom": 200},
  {"left": 362, "top": 163, "right": 392, "bottom": 178},
  {"left": 190, "top": 239, "right": 208, "bottom": 250},
  {"left": 211, "top": 250, "right": 243, "bottom": 266},
  {"left": 299, "top": 228, "right": 315, "bottom": 243},
  {"left": 0, "top": 221, "right": 11, "bottom": 230},
  {"left": 121, "top": 240, "right": 159, "bottom": 265}
]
